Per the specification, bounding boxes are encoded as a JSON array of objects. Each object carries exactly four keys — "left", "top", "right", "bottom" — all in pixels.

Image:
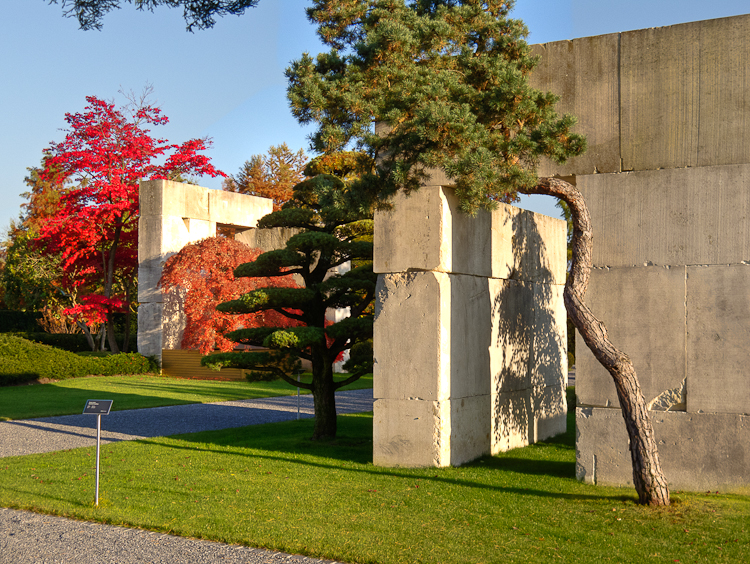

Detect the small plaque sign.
[{"left": 83, "top": 400, "right": 113, "bottom": 415}]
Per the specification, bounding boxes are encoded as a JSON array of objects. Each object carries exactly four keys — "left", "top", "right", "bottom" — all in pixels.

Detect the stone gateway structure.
[
  {"left": 372, "top": 180, "right": 568, "bottom": 467},
  {"left": 531, "top": 14, "right": 750, "bottom": 491}
]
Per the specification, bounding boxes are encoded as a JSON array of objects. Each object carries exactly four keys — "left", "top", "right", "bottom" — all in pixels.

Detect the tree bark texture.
[
  {"left": 311, "top": 353, "right": 338, "bottom": 441},
  {"left": 521, "top": 177, "right": 670, "bottom": 506}
]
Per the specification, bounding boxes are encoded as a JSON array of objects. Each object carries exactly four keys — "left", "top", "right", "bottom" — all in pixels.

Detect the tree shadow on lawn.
[
  {"left": 143, "top": 434, "right": 626, "bottom": 503},
  {"left": 139, "top": 407, "right": 631, "bottom": 504}
]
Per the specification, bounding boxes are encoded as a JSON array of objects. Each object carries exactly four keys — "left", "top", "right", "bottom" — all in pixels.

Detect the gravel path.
[
  {"left": 0, "top": 389, "right": 372, "bottom": 563},
  {"left": 0, "top": 389, "right": 373, "bottom": 458},
  {"left": 0, "top": 508, "right": 343, "bottom": 564}
]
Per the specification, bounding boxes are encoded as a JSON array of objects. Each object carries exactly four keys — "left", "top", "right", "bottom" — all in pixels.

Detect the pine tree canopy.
[{"left": 286, "top": 0, "right": 586, "bottom": 215}]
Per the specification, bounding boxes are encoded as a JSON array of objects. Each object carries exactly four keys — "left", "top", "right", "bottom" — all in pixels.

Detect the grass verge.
[
  {"left": 0, "top": 393, "right": 748, "bottom": 563},
  {"left": 0, "top": 373, "right": 373, "bottom": 421}
]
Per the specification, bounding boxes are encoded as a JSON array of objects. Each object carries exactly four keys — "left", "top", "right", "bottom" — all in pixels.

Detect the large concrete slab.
[
  {"left": 620, "top": 21, "right": 701, "bottom": 171},
  {"left": 687, "top": 264, "right": 750, "bottom": 414},
  {"left": 620, "top": 15, "right": 750, "bottom": 171},
  {"left": 492, "top": 388, "right": 531, "bottom": 453},
  {"left": 577, "top": 407, "right": 750, "bottom": 492},
  {"left": 373, "top": 271, "right": 450, "bottom": 401},
  {"left": 532, "top": 382, "right": 568, "bottom": 442},
  {"left": 136, "top": 301, "right": 163, "bottom": 359},
  {"left": 374, "top": 186, "right": 566, "bottom": 284},
  {"left": 373, "top": 398, "right": 451, "bottom": 467},
  {"left": 490, "top": 279, "right": 534, "bottom": 393},
  {"left": 450, "top": 394, "right": 492, "bottom": 466},
  {"left": 531, "top": 14, "right": 750, "bottom": 176},
  {"left": 531, "top": 33, "right": 621, "bottom": 176},
  {"left": 531, "top": 282, "right": 567, "bottom": 389},
  {"left": 578, "top": 165, "right": 750, "bottom": 267},
  {"left": 449, "top": 274, "right": 492, "bottom": 399},
  {"left": 695, "top": 16, "right": 750, "bottom": 167},
  {"left": 576, "top": 266, "right": 686, "bottom": 409}
]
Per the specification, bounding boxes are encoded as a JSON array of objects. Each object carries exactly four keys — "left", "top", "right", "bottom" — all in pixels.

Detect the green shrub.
[
  {"left": 14, "top": 332, "right": 92, "bottom": 352},
  {"left": 0, "top": 311, "right": 42, "bottom": 333},
  {"left": 0, "top": 334, "right": 157, "bottom": 386},
  {"left": 12, "top": 332, "right": 135, "bottom": 353}
]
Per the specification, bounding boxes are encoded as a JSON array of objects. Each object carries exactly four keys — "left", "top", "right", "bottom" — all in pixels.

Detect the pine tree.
[{"left": 203, "top": 152, "right": 376, "bottom": 440}]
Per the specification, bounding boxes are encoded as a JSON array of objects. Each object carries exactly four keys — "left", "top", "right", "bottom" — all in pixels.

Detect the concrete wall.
[
  {"left": 373, "top": 186, "right": 567, "bottom": 467},
  {"left": 530, "top": 14, "right": 750, "bottom": 491},
  {"left": 137, "top": 180, "right": 273, "bottom": 364}
]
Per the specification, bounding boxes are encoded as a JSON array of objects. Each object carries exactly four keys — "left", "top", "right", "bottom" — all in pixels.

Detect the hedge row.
[
  {"left": 10, "top": 332, "right": 134, "bottom": 353},
  {"left": 0, "top": 334, "right": 158, "bottom": 386},
  {"left": 0, "top": 311, "right": 42, "bottom": 333}
]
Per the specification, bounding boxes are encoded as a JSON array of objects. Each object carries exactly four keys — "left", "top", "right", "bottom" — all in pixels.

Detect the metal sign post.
[{"left": 83, "top": 400, "right": 113, "bottom": 506}]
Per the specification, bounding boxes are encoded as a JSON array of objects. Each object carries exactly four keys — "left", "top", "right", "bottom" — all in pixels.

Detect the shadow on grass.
[{"left": 134, "top": 394, "right": 624, "bottom": 504}]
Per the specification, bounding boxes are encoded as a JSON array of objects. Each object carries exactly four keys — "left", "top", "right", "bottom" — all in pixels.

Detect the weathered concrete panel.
[
  {"left": 532, "top": 282, "right": 567, "bottom": 389},
  {"left": 492, "top": 388, "right": 531, "bottom": 453},
  {"left": 687, "top": 264, "right": 750, "bottom": 414},
  {"left": 449, "top": 274, "right": 492, "bottom": 399},
  {"left": 531, "top": 33, "right": 621, "bottom": 176},
  {"left": 579, "top": 165, "right": 750, "bottom": 267},
  {"left": 373, "top": 272, "right": 450, "bottom": 401},
  {"left": 373, "top": 399, "right": 451, "bottom": 467},
  {"left": 533, "top": 382, "right": 568, "bottom": 442},
  {"left": 620, "top": 22, "right": 701, "bottom": 171},
  {"left": 577, "top": 407, "right": 750, "bottom": 492},
  {"left": 490, "top": 279, "right": 533, "bottom": 393},
  {"left": 450, "top": 395, "right": 491, "bottom": 466},
  {"left": 696, "top": 16, "right": 750, "bottom": 167},
  {"left": 208, "top": 189, "right": 272, "bottom": 227},
  {"left": 576, "top": 266, "right": 686, "bottom": 408},
  {"left": 136, "top": 301, "right": 163, "bottom": 359},
  {"left": 374, "top": 186, "right": 566, "bottom": 283},
  {"left": 513, "top": 210, "right": 567, "bottom": 285},
  {"left": 374, "top": 187, "right": 446, "bottom": 273},
  {"left": 235, "top": 227, "right": 303, "bottom": 252}
]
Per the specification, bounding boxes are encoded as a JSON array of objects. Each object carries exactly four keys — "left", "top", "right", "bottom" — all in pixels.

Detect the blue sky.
[{"left": 1, "top": 0, "right": 748, "bottom": 232}]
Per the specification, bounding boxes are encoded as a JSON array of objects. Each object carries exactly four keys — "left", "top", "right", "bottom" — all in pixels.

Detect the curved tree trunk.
[{"left": 520, "top": 177, "right": 670, "bottom": 506}]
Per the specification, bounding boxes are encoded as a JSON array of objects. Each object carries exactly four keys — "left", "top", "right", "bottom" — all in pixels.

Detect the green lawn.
[
  {"left": 0, "top": 373, "right": 373, "bottom": 421},
  {"left": 1, "top": 391, "right": 748, "bottom": 563}
]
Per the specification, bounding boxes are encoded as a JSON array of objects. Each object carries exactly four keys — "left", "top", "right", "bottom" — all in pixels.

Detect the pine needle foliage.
[{"left": 286, "top": 0, "right": 586, "bottom": 214}]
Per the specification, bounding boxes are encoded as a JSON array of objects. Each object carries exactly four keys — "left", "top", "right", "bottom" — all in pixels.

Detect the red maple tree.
[
  {"left": 159, "top": 237, "right": 302, "bottom": 355},
  {"left": 36, "top": 95, "right": 225, "bottom": 353}
]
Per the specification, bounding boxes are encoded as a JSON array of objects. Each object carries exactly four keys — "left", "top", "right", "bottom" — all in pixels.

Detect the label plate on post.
[{"left": 83, "top": 400, "right": 113, "bottom": 415}]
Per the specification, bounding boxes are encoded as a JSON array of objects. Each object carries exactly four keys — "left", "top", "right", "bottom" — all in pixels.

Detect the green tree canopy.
[{"left": 286, "top": 0, "right": 585, "bottom": 214}]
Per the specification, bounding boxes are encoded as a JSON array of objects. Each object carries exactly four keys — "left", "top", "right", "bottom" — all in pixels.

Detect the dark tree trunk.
[
  {"left": 521, "top": 177, "right": 670, "bottom": 506},
  {"left": 121, "top": 284, "right": 132, "bottom": 353},
  {"left": 310, "top": 354, "right": 337, "bottom": 441},
  {"left": 106, "top": 313, "right": 119, "bottom": 354}
]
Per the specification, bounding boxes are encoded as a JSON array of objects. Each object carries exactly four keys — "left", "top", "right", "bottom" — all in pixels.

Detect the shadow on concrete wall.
[{"left": 491, "top": 210, "right": 565, "bottom": 450}]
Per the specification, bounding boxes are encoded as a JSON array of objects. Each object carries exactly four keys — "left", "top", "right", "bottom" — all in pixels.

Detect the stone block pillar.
[{"left": 372, "top": 186, "right": 567, "bottom": 467}]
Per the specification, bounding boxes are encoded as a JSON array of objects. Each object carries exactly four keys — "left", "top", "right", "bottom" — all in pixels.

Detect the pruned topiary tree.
[{"left": 203, "top": 152, "right": 376, "bottom": 440}]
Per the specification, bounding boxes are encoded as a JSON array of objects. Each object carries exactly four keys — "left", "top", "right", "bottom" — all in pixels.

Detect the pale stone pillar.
[{"left": 373, "top": 185, "right": 567, "bottom": 467}]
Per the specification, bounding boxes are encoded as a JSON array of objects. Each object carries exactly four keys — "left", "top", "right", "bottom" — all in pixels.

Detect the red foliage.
[
  {"left": 159, "top": 237, "right": 301, "bottom": 355},
  {"left": 35, "top": 95, "right": 225, "bottom": 347}
]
